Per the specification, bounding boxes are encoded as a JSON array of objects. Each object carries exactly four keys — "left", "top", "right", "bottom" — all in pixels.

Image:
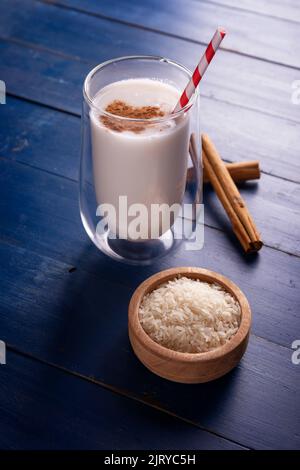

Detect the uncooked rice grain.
[{"left": 139, "top": 276, "right": 241, "bottom": 353}]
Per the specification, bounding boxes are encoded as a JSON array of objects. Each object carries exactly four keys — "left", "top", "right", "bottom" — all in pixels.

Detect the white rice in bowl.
[{"left": 138, "top": 276, "right": 241, "bottom": 353}]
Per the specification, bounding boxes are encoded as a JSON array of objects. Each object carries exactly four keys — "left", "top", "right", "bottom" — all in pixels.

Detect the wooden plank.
[
  {"left": 202, "top": 99, "right": 300, "bottom": 185},
  {"left": 0, "top": 243, "right": 299, "bottom": 449},
  {"left": 201, "top": 0, "right": 300, "bottom": 23},
  {"left": 0, "top": 41, "right": 86, "bottom": 115},
  {"left": 1, "top": 44, "right": 300, "bottom": 184},
  {"left": 1, "top": 96, "right": 300, "bottom": 256},
  {"left": 0, "top": 97, "right": 80, "bottom": 180},
  {"left": 0, "top": 158, "right": 299, "bottom": 348},
  {"left": 0, "top": 351, "right": 242, "bottom": 449},
  {"left": 0, "top": 0, "right": 297, "bottom": 452},
  {"left": 0, "top": 1, "right": 299, "bottom": 124},
  {"left": 39, "top": 0, "right": 300, "bottom": 68}
]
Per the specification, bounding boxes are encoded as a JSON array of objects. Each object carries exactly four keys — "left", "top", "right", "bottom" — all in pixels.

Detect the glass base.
[{"left": 94, "top": 229, "right": 182, "bottom": 265}]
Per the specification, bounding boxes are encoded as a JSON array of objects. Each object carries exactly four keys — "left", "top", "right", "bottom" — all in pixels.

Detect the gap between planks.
[
  {"left": 37, "top": 0, "right": 300, "bottom": 71},
  {"left": 5, "top": 89, "right": 300, "bottom": 187},
  {"left": 1, "top": 140, "right": 300, "bottom": 261},
  {"left": 2, "top": 342, "right": 252, "bottom": 450},
  {"left": 0, "top": 232, "right": 298, "bottom": 352},
  {"left": 200, "top": 0, "right": 300, "bottom": 25},
  {"left": 2, "top": 36, "right": 299, "bottom": 126}
]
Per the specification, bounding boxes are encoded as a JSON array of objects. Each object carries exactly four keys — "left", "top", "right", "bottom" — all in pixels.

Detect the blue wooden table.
[{"left": 0, "top": 0, "right": 299, "bottom": 450}]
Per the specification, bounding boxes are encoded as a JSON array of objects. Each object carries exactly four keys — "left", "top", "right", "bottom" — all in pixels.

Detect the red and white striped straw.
[{"left": 173, "top": 27, "right": 226, "bottom": 113}]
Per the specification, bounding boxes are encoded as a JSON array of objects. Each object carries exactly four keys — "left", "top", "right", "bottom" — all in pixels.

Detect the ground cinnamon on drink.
[{"left": 100, "top": 100, "right": 165, "bottom": 133}]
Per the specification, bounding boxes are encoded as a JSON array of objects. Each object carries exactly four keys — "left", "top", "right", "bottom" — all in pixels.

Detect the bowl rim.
[{"left": 128, "top": 267, "right": 251, "bottom": 363}]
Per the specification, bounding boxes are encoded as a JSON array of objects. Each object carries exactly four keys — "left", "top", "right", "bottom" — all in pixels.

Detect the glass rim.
[{"left": 83, "top": 55, "right": 198, "bottom": 123}]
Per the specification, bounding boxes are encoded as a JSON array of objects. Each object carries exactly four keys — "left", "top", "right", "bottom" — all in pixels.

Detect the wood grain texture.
[
  {"left": 0, "top": 3, "right": 299, "bottom": 183},
  {"left": 1, "top": 44, "right": 298, "bottom": 183},
  {"left": 201, "top": 0, "right": 300, "bottom": 23},
  {"left": 128, "top": 267, "right": 251, "bottom": 383},
  {"left": 0, "top": 351, "right": 244, "bottom": 449},
  {"left": 0, "top": 0, "right": 299, "bottom": 451},
  {"left": 40, "top": 0, "right": 300, "bottom": 67},
  {"left": 1, "top": 98, "right": 300, "bottom": 256},
  {"left": 0, "top": 243, "right": 298, "bottom": 448},
  {"left": 0, "top": 158, "right": 299, "bottom": 348},
  {"left": 0, "top": 97, "right": 80, "bottom": 179},
  {"left": 0, "top": 0, "right": 299, "bottom": 124}
]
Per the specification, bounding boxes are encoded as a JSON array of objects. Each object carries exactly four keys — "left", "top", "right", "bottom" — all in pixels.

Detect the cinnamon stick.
[
  {"left": 202, "top": 134, "right": 263, "bottom": 253},
  {"left": 187, "top": 160, "right": 260, "bottom": 184}
]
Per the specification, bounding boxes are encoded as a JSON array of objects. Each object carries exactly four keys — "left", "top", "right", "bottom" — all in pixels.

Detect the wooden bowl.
[{"left": 128, "top": 267, "right": 251, "bottom": 383}]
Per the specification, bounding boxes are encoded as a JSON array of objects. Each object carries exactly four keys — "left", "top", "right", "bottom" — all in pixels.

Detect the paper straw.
[{"left": 173, "top": 27, "right": 226, "bottom": 113}]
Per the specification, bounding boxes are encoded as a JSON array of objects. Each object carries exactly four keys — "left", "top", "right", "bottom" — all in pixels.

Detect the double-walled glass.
[{"left": 80, "top": 56, "right": 202, "bottom": 265}]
